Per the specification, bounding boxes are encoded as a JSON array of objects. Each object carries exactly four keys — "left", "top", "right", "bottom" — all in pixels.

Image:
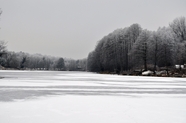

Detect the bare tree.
[
  {"left": 157, "top": 27, "right": 175, "bottom": 74},
  {"left": 170, "top": 17, "right": 186, "bottom": 69},
  {"left": 169, "top": 17, "right": 186, "bottom": 42},
  {"left": 148, "top": 32, "right": 158, "bottom": 72},
  {"left": 0, "top": 9, "right": 6, "bottom": 57},
  {"left": 0, "top": 41, "right": 7, "bottom": 57}
]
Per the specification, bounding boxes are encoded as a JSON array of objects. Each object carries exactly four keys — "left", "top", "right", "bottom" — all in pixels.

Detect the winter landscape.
[
  {"left": 1, "top": 1, "right": 186, "bottom": 123},
  {"left": 0, "top": 70, "right": 186, "bottom": 123}
]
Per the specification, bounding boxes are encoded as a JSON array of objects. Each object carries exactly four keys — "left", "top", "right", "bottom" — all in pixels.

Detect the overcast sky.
[{"left": 0, "top": 0, "right": 186, "bottom": 59}]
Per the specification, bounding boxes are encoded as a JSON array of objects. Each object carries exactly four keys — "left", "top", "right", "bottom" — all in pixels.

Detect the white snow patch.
[{"left": 0, "top": 70, "right": 186, "bottom": 123}]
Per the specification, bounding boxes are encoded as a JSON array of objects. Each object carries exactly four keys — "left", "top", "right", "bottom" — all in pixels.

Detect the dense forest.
[
  {"left": 0, "top": 50, "right": 87, "bottom": 71},
  {"left": 0, "top": 38, "right": 86, "bottom": 71},
  {"left": 87, "top": 17, "right": 186, "bottom": 75}
]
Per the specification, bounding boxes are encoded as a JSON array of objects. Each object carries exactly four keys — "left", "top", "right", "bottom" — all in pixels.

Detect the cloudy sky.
[{"left": 0, "top": 0, "right": 186, "bottom": 59}]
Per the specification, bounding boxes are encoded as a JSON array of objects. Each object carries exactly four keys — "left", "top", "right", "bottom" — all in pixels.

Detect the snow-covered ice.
[{"left": 0, "top": 70, "right": 186, "bottom": 123}]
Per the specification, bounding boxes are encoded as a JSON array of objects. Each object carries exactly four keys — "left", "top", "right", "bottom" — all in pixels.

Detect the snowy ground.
[{"left": 0, "top": 70, "right": 186, "bottom": 123}]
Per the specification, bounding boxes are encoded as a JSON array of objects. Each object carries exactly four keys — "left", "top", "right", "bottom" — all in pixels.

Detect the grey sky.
[{"left": 0, "top": 0, "right": 186, "bottom": 59}]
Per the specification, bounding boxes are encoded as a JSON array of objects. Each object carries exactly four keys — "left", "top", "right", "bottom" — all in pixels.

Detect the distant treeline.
[
  {"left": 0, "top": 50, "right": 86, "bottom": 71},
  {"left": 87, "top": 17, "right": 186, "bottom": 73}
]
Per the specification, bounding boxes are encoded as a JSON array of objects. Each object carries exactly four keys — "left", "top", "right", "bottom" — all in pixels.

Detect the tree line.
[
  {"left": 0, "top": 50, "right": 87, "bottom": 71},
  {"left": 87, "top": 17, "right": 186, "bottom": 74}
]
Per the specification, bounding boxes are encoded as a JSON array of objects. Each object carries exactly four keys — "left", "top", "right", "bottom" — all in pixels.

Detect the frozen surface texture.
[{"left": 0, "top": 70, "right": 186, "bottom": 123}]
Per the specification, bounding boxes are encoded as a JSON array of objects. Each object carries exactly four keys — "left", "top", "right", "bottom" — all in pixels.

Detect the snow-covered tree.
[
  {"left": 56, "top": 58, "right": 65, "bottom": 71},
  {"left": 156, "top": 27, "right": 175, "bottom": 70},
  {"left": 133, "top": 30, "right": 151, "bottom": 70},
  {"left": 148, "top": 31, "right": 162, "bottom": 72},
  {"left": 169, "top": 17, "right": 186, "bottom": 42}
]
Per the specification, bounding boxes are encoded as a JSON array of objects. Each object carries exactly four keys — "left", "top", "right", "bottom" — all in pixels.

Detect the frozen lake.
[{"left": 0, "top": 70, "right": 186, "bottom": 123}]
